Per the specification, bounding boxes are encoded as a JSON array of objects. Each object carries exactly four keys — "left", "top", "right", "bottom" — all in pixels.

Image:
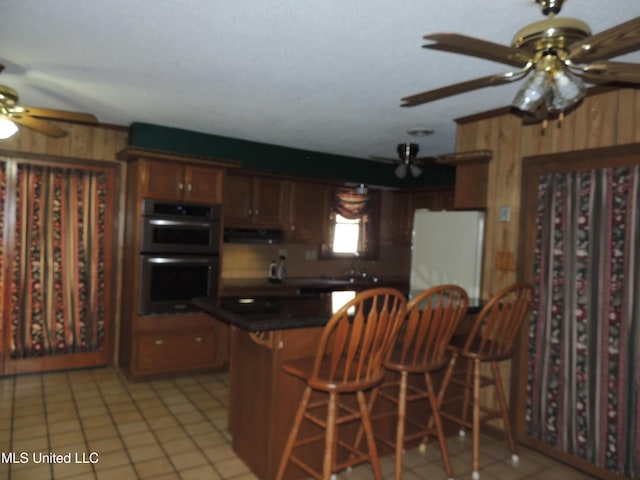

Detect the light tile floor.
[{"left": 0, "top": 367, "right": 597, "bottom": 480}]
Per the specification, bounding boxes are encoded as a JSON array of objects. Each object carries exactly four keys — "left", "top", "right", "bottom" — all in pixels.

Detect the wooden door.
[{"left": 1, "top": 156, "right": 119, "bottom": 375}]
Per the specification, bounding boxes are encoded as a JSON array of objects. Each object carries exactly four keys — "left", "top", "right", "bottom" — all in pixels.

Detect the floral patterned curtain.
[
  {"left": 9, "top": 163, "right": 110, "bottom": 359},
  {"left": 526, "top": 166, "right": 640, "bottom": 478}
]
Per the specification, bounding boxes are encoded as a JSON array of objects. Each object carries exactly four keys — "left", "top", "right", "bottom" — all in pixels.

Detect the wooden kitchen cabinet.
[
  {"left": 142, "top": 159, "right": 224, "bottom": 203},
  {"left": 391, "top": 187, "right": 455, "bottom": 245},
  {"left": 391, "top": 191, "right": 415, "bottom": 246},
  {"left": 223, "top": 172, "right": 287, "bottom": 228},
  {"left": 117, "top": 148, "right": 237, "bottom": 380},
  {"left": 286, "top": 180, "right": 330, "bottom": 243},
  {"left": 436, "top": 150, "right": 492, "bottom": 209}
]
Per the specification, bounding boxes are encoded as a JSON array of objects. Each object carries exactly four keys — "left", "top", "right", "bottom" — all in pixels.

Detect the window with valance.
[{"left": 322, "top": 187, "right": 380, "bottom": 259}]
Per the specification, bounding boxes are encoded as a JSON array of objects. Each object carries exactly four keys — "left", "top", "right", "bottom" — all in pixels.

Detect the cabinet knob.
[
  {"left": 178, "top": 182, "right": 184, "bottom": 190},
  {"left": 255, "top": 209, "right": 259, "bottom": 215},
  {"left": 154, "top": 339, "right": 164, "bottom": 346},
  {"left": 195, "top": 336, "right": 203, "bottom": 343},
  {"left": 187, "top": 183, "right": 193, "bottom": 192},
  {"left": 248, "top": 209, "right": 252, "bottom": 216}
]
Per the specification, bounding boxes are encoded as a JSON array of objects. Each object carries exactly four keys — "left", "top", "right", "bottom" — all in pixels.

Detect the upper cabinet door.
[
  {"left": 223, "top": 173, "right": 254, "bottom": 225},
  {"left": 223, "top": 172, "right": 287, "bottom": 228},
  {"left": 184, "top": 165, "right": 223, "bottom": 203},
  {"left": 142, "top": 160, "right": 185, "bottom": 200},
  {"left": 252, "top": 177, "right": 287, "bottom": 228},
  {"left": 141, "top": 160, "right": 223, "bottom": 204},
  {"left": 287, "top": 180, "right": 330, "bottom": 243}
]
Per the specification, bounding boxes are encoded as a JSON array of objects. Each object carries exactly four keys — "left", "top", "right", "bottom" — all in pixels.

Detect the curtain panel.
[
  {"left": 8, "top": 163, "right": 109, "bottom": 359},
  {"left": 526, "top": 166, "right": 640, "bottom": 478}
]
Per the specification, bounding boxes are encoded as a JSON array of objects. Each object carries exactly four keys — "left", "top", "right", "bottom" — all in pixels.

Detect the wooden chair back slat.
[
  {"left": 312, "top": 288, "right": 407, "bottom": 387},
  {"left": 463, "top": 282, "right": 534, "bottom": 359},
  {"left": 394, "top": 285, "right": 469, "bottom": 369}
]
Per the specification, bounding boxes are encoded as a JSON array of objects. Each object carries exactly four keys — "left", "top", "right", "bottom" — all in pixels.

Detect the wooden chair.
[
  {"left": 367, "top": 284, "right": 469, "bottom": 480},
  {"left": 275, "top": 287, "right": 407, "bottom": 480},
  {"left": 437, "top": 282, "right": 534, "bottom": 480}
]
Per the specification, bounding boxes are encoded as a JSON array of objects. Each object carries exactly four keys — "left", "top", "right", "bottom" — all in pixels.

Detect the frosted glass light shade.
[
  {"left": 549, "top": 70, "right": 586, "bottom": 112},
  {"left": 512, "top": 71, "right": 549, "bottom": 113},
  {"left": 0, "top": 116, "right": 18, "bottom": 139},
  {"left": 395, "top": 163, "right": 408, "bottom": 179},
  {"left": 409, "top": 164, "right": 423, "bottom": 177}
]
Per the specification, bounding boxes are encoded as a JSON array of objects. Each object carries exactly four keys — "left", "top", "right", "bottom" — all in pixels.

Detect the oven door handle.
[
  {"left": 146, "top": 219, "right": 214, "bottom": 228},
  {"left": 145, "top": 257, "right": 216, "bottom": 265}
]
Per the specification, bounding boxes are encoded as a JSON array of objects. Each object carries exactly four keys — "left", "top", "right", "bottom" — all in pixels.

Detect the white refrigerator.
[{"left": 410, "top": 209, "right": 485, "bottom": 306}]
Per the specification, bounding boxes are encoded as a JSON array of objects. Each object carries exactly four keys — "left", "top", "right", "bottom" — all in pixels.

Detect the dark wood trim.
[
  {"left": 117, "top": 146, "right": 241, "bottom": 169},
  {"left": 0, "top": 148, "right": 123, "bottom": 169},
  {"left": 520, "top": 437, "right": 628, "bottom": 480}
]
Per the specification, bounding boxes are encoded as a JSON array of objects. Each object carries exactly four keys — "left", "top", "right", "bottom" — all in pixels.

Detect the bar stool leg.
[
  {"left": 460, "top": 358, "right": 474, "bottom": 437},
  {"left": 394, "top": 371, "right": 408, "bottom": 480},
  {"left": 357, "top": 390, "right": 383, "bottom": 480},
  {"left": 323, "top": 391, "right": 337, "bottom": 480},
  {"left": 425, "top": 372, "right": 454, "bottom": 479},
  {"left": 490, "top": 361, "right": 519, "bottom": 463},
  {"left": 472, "top": 358, "right": 481, "bottom": 480},
  {"left": 276, "top": 387, "right": 312, "bottom": 480}
]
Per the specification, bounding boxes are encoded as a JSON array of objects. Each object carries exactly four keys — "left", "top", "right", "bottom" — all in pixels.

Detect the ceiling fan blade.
[
  {"left": 580, "top": 61, "right": 640, "bottom": 85},
  {"left": 18, "top": 106, "right": 97, "bottom": 124},
  {"left": 568, "top": 17, "right": 640, "bottom": 63},
  {"left": 401, "top": 71, "right": 524, "bottom": 107},
  {"left": 424, "top": 33, "right": 533, "bottom": 68},
  {"left": 10, "top": 115, "right": 68, "bottom": 138}
]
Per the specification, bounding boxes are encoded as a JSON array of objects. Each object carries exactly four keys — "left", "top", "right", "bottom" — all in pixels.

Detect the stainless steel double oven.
[{"left": 138, "top": 199, "right": 221, "bottom": 315}]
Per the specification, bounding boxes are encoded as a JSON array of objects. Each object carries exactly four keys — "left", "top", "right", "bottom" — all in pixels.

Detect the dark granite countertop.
[
  {"left": 220, "top": 276, "right": 409, "bottom": 297},
  {"left": 192, "top": 294, "right": 337, "bottom": 332}
]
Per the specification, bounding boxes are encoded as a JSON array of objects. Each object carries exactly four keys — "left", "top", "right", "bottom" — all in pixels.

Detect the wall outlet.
[
  {"left": 278, "top": 248, "right": 288, "bottom": 258},
  {"left": 305, "top": 250, "right": 318, "bottom": 261}
]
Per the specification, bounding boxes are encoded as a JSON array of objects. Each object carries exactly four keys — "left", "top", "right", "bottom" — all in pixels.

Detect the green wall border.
[{"left": 129, "top": 122, "right": 454, "bottom": 188}]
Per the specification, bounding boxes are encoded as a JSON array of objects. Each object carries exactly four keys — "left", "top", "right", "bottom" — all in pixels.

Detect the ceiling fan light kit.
[
  {"left": 0, "top": 65, "right": 98, "bottom": 139},
  {"left": 401, "top": 0, "right": 640, "bottom": 123}
]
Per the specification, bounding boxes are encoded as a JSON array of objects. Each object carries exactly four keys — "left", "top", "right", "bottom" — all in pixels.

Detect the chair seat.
[
  {"left": 282, "top": 355, "right": 385, "bottom": 392},
  {"left": 384, "top": 342, "right": 450, "bottom": 374},
  {"left": 448, "top": 334, "right": 514, "bottom": 362}
]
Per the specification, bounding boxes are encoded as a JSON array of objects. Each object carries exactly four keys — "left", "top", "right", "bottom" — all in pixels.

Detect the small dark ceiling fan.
[
  {"left": 370, "top": 143, "right": 490, "bottom": 178},
  {"left": 401, "top": 0, "right": 640, "bottom": 121},
  {"left": 0, "top": 64, "right": 97, "bottom": 139}
]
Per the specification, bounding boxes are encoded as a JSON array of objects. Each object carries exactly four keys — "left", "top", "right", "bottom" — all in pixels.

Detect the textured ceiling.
[{"left": 1, "top": 0, "right": 639, "bottom": 162}]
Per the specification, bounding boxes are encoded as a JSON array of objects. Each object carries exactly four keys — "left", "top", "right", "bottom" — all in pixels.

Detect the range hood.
[{"left": 223, "top": 227, "right": 283, "bottom": 244}]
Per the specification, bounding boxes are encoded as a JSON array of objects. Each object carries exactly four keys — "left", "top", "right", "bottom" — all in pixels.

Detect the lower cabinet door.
[{"left": 135, "top": 332, "right": 216, "bottom": 374}]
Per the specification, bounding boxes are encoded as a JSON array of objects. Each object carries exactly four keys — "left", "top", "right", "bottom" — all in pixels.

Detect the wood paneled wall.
[
  {"left": 456, "top": 87, "right": 640, "bottom": 297},
  {"left": 0, "top": 121, "right": 128, "bottom": 161}
]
